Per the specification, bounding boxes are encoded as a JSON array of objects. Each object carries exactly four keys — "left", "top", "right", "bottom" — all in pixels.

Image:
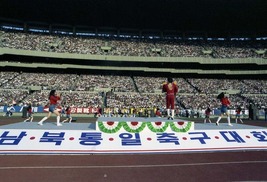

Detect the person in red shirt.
[
  {"left": 235, "top": 106, "right": 243, "bottom": 123},
  {"left": 216, "top": 92, "right": 232, "bottom": 126},
  {"left": 62, "top": 106, "right": 72, "bottom": 123},
  {"left": 38, "top": 90, "right": 62, "bottom": 126},
  {"left": 204, "top": 106, "right": 212, "bottom": 123},
  {"left": 155, "top": 107, "right": 162, "bottom": 118},
  {"left": 23, "top": 103, "right": 33, "bottom": 122},
  {"left": 162, "top": 77, "right": 178, "bottom": 120}
]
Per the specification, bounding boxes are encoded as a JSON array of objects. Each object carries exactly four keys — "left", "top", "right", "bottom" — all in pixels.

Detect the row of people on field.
[
  {"left": 204, "top": 103, "right": 243, "bottom": 125},
  {"left": 22, "top": 101, "right": 73, "bottom": 124},
  {"left": 1, "top": 89, "right": 266, "bottom": 121},
  {"left": 33, "top": 78, "right": 250, "bottom": 127}
]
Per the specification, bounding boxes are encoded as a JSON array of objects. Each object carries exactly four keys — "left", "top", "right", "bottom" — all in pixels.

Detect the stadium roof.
[{"left": 0, "top": 0, "right": 267, "bottom": 35}]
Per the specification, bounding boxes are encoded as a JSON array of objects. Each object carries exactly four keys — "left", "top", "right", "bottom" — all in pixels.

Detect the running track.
[{"left": 1, "top": 151, "right": 267, "bottom": 182}]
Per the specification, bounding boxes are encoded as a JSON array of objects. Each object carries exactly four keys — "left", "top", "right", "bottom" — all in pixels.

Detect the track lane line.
[{"left": 1, "top": 160, "right": 267, "bottom": 170}]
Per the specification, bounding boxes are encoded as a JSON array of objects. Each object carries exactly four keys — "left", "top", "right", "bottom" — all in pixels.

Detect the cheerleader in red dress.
[
  {"left": 216, "top": 92, "right": 232, "bottom": 126},
  {"left": 162, "top": 77, "right": 178, "bottom": 120},
  {"left": 38, "top": 90, "right": 62, "bottom": 126}
]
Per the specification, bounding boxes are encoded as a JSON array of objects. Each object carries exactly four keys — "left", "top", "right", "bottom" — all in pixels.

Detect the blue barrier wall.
[{"left": 0, "top": 106, "right": 44, "bottom": 113}]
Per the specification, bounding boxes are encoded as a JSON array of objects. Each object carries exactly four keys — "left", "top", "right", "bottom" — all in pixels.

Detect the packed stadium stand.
[
  {"left": 0, "top": 71, "right": 266, "bottom": 119},
  {"left": 1, "top": 1, "right": 267, "bottom": 182},
  {"left": 1, "top": 31, "right": 266, "bottom": 58},
  {"left": 0, "top": 0, "right": 266, "bottom": 118}
]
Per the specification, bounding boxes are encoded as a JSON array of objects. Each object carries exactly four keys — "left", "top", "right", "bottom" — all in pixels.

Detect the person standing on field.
[
  {"left": 216, "top": 92, "right": 232, "bottom": 126},
  {"left": 162, "top": 77, "right": 178, "bottom": 120},
  {"left": 38, "top": 90, "right": 62, "bottom": 126}
]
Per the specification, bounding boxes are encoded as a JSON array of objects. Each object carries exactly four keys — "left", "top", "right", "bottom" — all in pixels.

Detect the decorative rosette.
[
  {"left": 170, "top": 121, "right": 192, "bottom": 132},
  {"left": 147, "top": 121, "right": 169, "bottom": 133},
  {"left": 98, "top": 121, "right": 122, "bottom": 134},
  {"left": 122, "top": 121, "right": 147, "bottom": 133}
]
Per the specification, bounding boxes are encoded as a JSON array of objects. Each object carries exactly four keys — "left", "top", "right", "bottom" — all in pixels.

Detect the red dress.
[{"left": 162, "top": 82, "right": 178, "bottom": 109}]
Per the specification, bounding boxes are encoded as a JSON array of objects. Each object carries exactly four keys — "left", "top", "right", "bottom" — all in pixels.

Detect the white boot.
[
  {"left": 167, "top": 109, "right": 170, "bottom": 119},
  {"left": 216, "top": 117, "right": 221, "bottom": 126},
  {"left": 171, "top": 109, "right": 174, "bottom": 120},
  {"left": 38, "top": 117, "right": 48, "bottom": 125},
  {"left": 228, "top": 116, "right": 232, "bottom": 126},
  {"left": 57, "top": 116, "right": 62, "bottom": 126}
]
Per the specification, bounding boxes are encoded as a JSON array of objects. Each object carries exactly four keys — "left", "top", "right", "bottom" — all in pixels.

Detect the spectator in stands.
[
  {"left": 162, "top": 77, "right": 178, "bottom": 120},
  {"left": 216, "top": 92, "right": 233, "bottom": 126},
  {"left": 38, "top": 90, "right": 62, "bottom": 126}
]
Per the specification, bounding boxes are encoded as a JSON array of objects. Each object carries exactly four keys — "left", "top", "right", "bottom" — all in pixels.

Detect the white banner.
[{"left": 0, "top": 126, "right": 267, "bottom": 154}]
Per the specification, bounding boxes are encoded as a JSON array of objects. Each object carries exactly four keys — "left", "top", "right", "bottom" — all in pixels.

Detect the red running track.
[{"left": 1, "top": 151, "right": 267, "bottom": 182}]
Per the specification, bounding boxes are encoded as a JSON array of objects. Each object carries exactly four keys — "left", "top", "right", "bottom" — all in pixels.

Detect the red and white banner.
[{"left": 43, "top": 106, "right": 98, "bottom": 114}]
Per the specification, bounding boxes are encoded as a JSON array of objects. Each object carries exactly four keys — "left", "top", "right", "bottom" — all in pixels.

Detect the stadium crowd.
[
  {"left": 0, "top": 31, "right": 266, "bottom": 117},
  {"left": 0, "top": 72, "right": 266, "bottom": 116},
  {"left": 1, "top": 31, "right": 266, "bottom": 58}
]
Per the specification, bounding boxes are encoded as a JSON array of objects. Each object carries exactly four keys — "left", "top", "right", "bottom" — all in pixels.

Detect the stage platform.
[
  {"left": 0, "top": 117, "right": 266, "bottom": 154},
  {"left": 0, "top": 117, "right": 264, "bottom": 130},
  {"left": 0, "top": 122, "right": 96, "bottom": 130}
]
